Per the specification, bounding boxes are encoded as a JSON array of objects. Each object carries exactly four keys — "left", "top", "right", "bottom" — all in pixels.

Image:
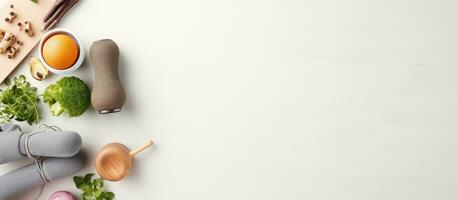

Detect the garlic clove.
[{"left": 29, "top": 57, "right": 49, "bottom": 81}]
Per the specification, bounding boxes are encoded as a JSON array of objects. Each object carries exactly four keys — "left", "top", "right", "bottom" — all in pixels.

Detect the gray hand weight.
[
  {"left": 0, "top": 124, "right": 82, "bottom": 164},
  {"left": 0, "top": 124, "right": 85, "bottom": 199},
  {"left": 90, "top": 39, "right": 126, "bottom": 114},
  {"left": 0, "top": 152, "right": 86, "bottom": 200}
]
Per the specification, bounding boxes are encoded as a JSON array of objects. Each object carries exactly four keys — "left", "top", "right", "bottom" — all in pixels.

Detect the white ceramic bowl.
[{"left": 38, "top": 29, "right": 84, "bottom": 74}]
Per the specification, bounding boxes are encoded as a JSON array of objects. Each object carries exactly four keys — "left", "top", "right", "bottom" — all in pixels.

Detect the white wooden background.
[{"left": 1, "top": 0, "right": 458, "bottom": 199}]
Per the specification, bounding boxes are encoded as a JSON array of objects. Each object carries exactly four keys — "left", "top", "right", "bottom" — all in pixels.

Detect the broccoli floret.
[{"left": 43, "top": 76, "right": 91, "bottom": 117}]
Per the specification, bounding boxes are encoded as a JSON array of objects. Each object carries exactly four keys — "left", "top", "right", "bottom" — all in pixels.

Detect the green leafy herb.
[
  {"left": 74, "top": 173, "right": 115, "bottom": 200},
  {"left": 30, "top": 0, "right": 38, "bottom": 3},
  {"left": 0, "top": 75, "right": 40, "bottom": 125}
]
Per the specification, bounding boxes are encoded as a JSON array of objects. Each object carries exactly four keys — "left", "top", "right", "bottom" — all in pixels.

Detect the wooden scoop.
[{"left": 95, "top": 140, "right": 154, "bottom": 182}]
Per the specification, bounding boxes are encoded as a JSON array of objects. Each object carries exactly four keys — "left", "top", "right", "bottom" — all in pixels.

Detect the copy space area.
[{"left": 0, "top": 0, "right": 457, "bottom": 199}]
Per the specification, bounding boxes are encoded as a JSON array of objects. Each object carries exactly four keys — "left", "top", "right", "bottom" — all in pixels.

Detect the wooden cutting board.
[{"left": 0, "top": 0, "right": 54, "bottom": 83}]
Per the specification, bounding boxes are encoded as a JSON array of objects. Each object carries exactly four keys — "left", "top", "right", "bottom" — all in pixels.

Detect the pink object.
[{"left": 49, "top": 191, "right": 77, "bottom": 200}]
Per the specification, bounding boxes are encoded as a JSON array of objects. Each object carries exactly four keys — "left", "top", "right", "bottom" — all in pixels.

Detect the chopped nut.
[
  {"left": 0, "top": 32, "right": 15, "bottom": 53},
  {"left": 24, "top": 21, "right": 33, "bottom": 36},
  {"left": 5, "top": 12, "right": 16, "bottom": 23},
  {"left": 17, "top": 22, "right": 22, "bottom": 30},
  {"left": 7, "top": 46, "right": 19, "bottom": 59}
]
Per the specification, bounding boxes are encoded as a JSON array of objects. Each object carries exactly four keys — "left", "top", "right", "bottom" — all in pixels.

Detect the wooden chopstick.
[
  {"left": 42, "top": 0, "right": 71, "bottom": 31},
  {"left": 43, "top": 0, "right": 79, "bottom": 31},
  {"left": 43, "top": 0, "right": 67, "bottom": 22}
]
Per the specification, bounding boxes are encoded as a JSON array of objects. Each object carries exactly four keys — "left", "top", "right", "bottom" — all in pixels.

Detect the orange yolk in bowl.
[{"left": 42, "top": 34, "right": 79, "bottom": 70}]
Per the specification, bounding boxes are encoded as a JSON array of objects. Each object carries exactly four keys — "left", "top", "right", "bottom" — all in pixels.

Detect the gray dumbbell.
[
  {"left": 0, "top": 124, "right": 85, "bottom": 199},
  {"left": 0, "top": 152, "right": 86, "bottom": 199},
  {"left": 0, "top": 124, "right": 82, "bottom": 164}
]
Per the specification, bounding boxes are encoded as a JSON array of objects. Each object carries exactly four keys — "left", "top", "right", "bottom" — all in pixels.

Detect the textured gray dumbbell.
[
  {"left": 0, "top": 124, "right": 82, "bottom": 164},
  {"left": 0, "top": 124, "right": 86, "bottom": 199},
  {"left": 0, "top": 152, "right": 86, "bottom": 199}
]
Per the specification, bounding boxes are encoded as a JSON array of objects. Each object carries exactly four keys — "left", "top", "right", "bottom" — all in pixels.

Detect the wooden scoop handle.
[{"left": 130, "top": 140, "right": 154, "bottom": 157}]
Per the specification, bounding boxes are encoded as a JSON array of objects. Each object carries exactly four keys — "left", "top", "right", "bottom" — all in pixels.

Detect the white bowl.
[{"left": 38, "top": 29, "right": 84, "bottom": 74}]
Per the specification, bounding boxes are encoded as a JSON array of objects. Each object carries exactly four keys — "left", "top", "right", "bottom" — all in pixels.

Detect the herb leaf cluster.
[
  {"left": 74, "top": 173, "right": 115, "bottom": 200},
  {"left": 0, "top": 75, "right": 40, "bottom": 125}
]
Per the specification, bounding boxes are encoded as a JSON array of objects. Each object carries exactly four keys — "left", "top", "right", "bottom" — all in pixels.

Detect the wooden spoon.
[{"left": 95, "top": 140, "right": 154, "bottom": 182}]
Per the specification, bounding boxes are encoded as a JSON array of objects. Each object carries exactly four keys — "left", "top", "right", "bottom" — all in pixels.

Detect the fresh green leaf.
[
  {"left": 74, "top": 176, "right": 85, "bottom": 187},
  {"left": 0, "top": 75, "right": 40, "bottom": 125},
  {"left": 73, "top": 173, "right": 115, "bottom": 200}
]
